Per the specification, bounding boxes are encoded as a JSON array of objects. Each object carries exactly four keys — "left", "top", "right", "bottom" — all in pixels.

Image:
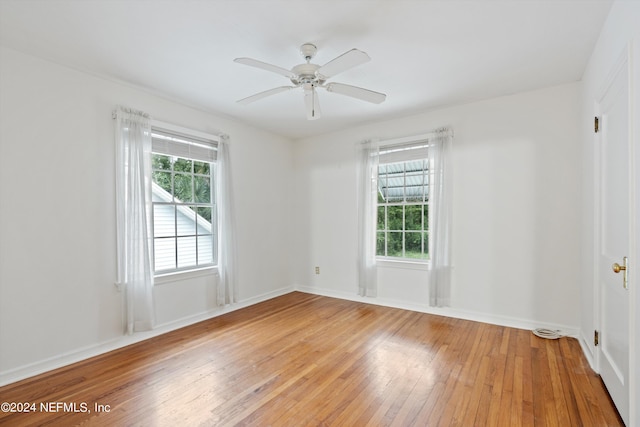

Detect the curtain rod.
[
  {"left": 111, "top": 107, "right": 149, "bottom": 120},
  {"left": 378, "top": 127, "right": 453, "bottom": 147},
  {"left": 151, "top": 119, "right": 224, "bottom": 143},
  {"left": 112, "top": 108, "right": 227, "bottom": 143}
]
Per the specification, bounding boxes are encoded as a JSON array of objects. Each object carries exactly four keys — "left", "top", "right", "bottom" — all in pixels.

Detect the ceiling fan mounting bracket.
[{"left": 299, "top": 43, "right": 317, "bottom": 62}]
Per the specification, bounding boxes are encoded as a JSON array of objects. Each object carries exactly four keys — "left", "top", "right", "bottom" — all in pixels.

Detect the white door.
[{"left": 597, "top": 49, "right": 630, "bottom": 425}]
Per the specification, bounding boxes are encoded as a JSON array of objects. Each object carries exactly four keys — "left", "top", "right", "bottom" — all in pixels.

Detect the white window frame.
[
  {"left": 149, "top": 120, "right": 221, "bottom": 282},
  {"left": 376, "top": 136, "right": 433, "bottom": 266}
]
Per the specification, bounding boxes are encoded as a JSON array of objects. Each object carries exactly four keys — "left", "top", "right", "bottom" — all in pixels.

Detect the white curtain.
[
  {"left": 115, "top": 106, "right": 155, "bottom": 334},
  {"left": 216, "top": 136, "right": 237, "bottom": 305},
  {"left": 357, "top": 140, "right": 379, "bottom": 297},
  {"left": 429, "top": 128, "right": 453, "bottom": 307}
]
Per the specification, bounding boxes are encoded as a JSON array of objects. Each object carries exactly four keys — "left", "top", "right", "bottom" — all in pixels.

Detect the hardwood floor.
[{"left": 0, "top": 292, "right": 623, "bottom": 426}]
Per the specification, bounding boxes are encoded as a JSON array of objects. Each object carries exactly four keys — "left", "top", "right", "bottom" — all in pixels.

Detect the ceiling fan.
[{"left": 234, "top": 43, "right": 386, "bottom": 120}]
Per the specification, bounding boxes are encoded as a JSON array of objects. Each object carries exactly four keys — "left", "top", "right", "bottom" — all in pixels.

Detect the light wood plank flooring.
[{"left": 0, "top": 292, "right": 623, "bottom": 426}]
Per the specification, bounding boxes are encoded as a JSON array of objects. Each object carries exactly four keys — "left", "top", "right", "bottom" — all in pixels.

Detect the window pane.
[
  {"left": 174, "top": 157, "right": 192, "bottom": 173},
  {"left": 377, "top": 173, "right": 387, "bottom": 202},
  {"left": 174, "top": 173, "right": 193, "bottom": 202},
  {"left": 388, "top": 232, "right": 403, "bottom": 256},
  {"left": 405, "top": 205, "right": 422, "bottom": 231},
  {"left": 194, "top": 176, "right": 211, "bottom": 203},
  {"left": 387, "top": 206, "right": 403, "bottom": 231},
  {"left": 177, "top": 206, "right": 196, "bottom": 236},
  {"left": 210, "top": 165, "right": 217, "bottom": 202},
  {"left": 153, "top": 205, "right": 175, "bottom": 237},
  {"left": 154, "top": 238, "right": 176, "bottom": 271},
  {"left": 376, "top": 232, "right": 386, "bottom": 256},
  {"left": 405, "top": 159, "right": 423, "bottom": 172},
  {"left": 152, "top": 154, "right": 172, "bottom": 171},
  {"left": 194, "top": 161, "right": 210, "bottom": 176},
  {"left": 197, "top": 235, "right": 214, "bottom": 265},
  {"left": 424, "top": 205, "right": 429, "bottom": 230},
  {"left": 377, "top": 191, "right": 386, "bottom": 204},
  {"left": 177, "top": 236, "right": 197, "bottom": 268},
  {"left": 405, "top": 171, "right": 424, "bottom": 202},
  {"left": 423, "top": 232, "right": 430, "bottom": 259},
  {"left": 405, "top": 232, "right": 422, "bottom": 259},
  {"left": 386, "top": 175, "right": 405, "bottom": 203},
  {"left": 152, "top": 187, "right": 164, "bottom": 202},
  {"left": 377, "top": 206, "right": 385, "bottom": 230},
  {"left": 197, "top": 206, "right": 212, "bottom": 230},
  {"left": 152, "top": 171, "right": 172, "bottom": 194}
]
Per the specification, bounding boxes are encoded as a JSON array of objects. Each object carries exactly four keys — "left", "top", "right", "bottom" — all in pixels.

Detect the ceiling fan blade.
[
  {"left": 304, "top": 86, "right": 321, "bottom": 120},
  {"left": 325, "top": 82, "right": 386, "bottom": 104},
  {"left": 234, "top": 57, "right": 296, "bottom": 79},
  {"left": 317, "top": 49, "right": 370, "bottom": 78},
  {"left": 237, "top": 86, "right": 294, "bottom": 105}
]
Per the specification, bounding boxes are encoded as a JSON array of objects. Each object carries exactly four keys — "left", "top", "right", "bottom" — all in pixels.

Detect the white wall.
[
  {"left": 2, "top": 2, "right": 634, "bottom": 392},
  {"left": 579, "top": 0, "right": 640, "bottom": 422},
  {"left": 293, "top": 82, "right": 582, "bottom": 332},
  {"left": 0, "top": 47, "right": 294, "bottom": 384}
]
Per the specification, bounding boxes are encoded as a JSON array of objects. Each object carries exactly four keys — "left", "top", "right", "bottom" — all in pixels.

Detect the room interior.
[{"left": 0, "top": 0, "right": 639, "bottom": 424}]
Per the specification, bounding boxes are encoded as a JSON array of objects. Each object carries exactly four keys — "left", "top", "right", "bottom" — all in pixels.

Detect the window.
[
  {"left": 376, "top": 143, "right": 430, "bottom": 261},
  {"left": 150, "top": 127, "right": 218, "bottom": 274}
]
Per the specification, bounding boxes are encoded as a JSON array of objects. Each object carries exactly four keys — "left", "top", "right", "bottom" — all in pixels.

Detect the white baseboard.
[
  {"left": 295, "top": 285, "right": 581, "bottom": 337},
  {"left": 0, "top": 285, "right": 295, "bottom": 387}
]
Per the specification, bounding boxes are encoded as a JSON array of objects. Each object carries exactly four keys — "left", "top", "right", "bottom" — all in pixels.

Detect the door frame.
[
  {"left": 631, "top": 37, "right": 639, "bottom": 427},
  {"left": 593, "top": 41, "right": 637, "bottom": 425}
]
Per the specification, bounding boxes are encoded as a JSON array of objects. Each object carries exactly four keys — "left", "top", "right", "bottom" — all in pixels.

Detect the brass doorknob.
[
  {"left": 612, "top": 257, "right": 629, "bottom": 289},
  {"left": 612, "top": 263, "right": 626, "bottom": 273}
]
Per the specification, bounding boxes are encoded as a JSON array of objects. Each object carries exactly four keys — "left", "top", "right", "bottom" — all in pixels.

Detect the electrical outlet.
[{"left": 315, "top": 266, "right": 320, "bottom": 274}]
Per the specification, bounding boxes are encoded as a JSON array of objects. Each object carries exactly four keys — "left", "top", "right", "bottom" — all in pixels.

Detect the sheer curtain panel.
[
  {"left": 115, "top": 106, "right": 155, "bottom": 334},
  {"left": 357, "top": 140, "right": 379, "bottom": 297},
  {"left": 429, "top": 128, "right": 453, "bottom": 307},
  {"left": 216, "top": 136, "right": 237, "bottom": 305}
]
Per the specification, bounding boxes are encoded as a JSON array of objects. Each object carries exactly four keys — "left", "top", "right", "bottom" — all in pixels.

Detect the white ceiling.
[{"left": 0, "top": 0, "right": 612, "bottom": 140}]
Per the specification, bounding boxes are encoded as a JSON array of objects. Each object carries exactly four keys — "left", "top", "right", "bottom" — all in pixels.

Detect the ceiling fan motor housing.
[{"left": 291, "top": 63, "right": 325, "bottom": 86}]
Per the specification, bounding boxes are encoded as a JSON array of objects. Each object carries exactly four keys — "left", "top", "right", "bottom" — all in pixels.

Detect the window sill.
[
  {"left": 376, "top": 258, "right": 430, "bottom": 271},
  {"left": 154, "top": 266, "right": 218, "bottom": 285}
]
